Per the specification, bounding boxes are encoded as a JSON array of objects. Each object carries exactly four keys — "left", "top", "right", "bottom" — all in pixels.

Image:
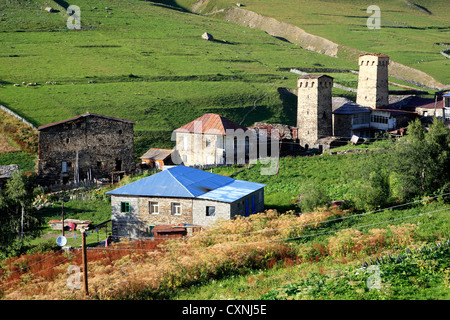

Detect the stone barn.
[
  {"left": 37, "top": 113, "right": 135, "bottom": 186},
  {"left": 106, "top": 165, "right": 265, "bottom": 240}
]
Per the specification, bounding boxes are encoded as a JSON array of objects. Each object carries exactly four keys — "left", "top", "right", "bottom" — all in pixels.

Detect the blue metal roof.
[
  {"left": 443, "top": 93, "right": 450, "bottom": 98},
  {"left": 106, "top": 165, "right": 265, "bottom": 202},
  {"left": 198, "top": 180, "right": 265, "bottom": 203}
]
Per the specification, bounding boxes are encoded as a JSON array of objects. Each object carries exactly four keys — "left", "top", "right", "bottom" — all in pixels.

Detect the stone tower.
[
  {"left": 356, "top": 53, "right": 389, "bottom": 109},
  {"left": 296, "top": 74, "right": 333, "bottom": 149}
]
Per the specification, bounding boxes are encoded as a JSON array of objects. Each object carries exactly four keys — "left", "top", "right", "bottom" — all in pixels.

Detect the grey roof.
[
  {"left": 140, "top": 148, "right": 173, "bottom": 160},
  {"left": 298, "top": 74, "right": 333, "bottom": 80},
  {"left": 0, "top": 164, "right": 19, "bottom": 179},
  {"left": 332, "top": 102, "right": 371, "bottom": 115}
]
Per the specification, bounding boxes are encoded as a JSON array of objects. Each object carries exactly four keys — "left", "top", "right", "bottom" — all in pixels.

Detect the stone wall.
[
  {"left": 111, "top": 195, "right": 194, "bottom": 239},
  {"left": 38, "top": 115, "right": 134, "bottom": 185},
  {"left": 332, "top": 114, "right": 352, "bottom": 138}
]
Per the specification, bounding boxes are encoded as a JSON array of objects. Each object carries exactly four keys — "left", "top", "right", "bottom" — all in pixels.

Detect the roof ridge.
[{"left": 166, "top": 167, "right": 196, "bottom": 198}]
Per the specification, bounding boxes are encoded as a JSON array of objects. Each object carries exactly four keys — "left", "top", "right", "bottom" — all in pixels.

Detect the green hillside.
[
  {"left": 0, "top": 0, "right": 364, "bottom": 157},
  {"left": 179, "top": 0, "right": 450, "bottom": 86}
]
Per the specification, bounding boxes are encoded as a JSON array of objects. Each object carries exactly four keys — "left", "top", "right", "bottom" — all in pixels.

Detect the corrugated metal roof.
[
  {"left": 140, "top": 148, "right": 173, "bottom": 160},
  {"left": 106, "top": 165, "right": 264, "bottom": 203},
  {"left": 198, "top": 180, "right": 265, "bottom": 203}
]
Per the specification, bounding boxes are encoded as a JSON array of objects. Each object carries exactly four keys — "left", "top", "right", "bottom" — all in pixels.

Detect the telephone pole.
[{"left": 81, "top": 230, "right": 88, "bottom": 296}]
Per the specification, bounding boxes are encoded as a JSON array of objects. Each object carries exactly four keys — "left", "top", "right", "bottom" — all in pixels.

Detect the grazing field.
[
  {"left": 181, "top": 0, "right": 450, "bottom": 86},
  {"left": 0, "top": 0, "right": 431, "bottom": 159}
]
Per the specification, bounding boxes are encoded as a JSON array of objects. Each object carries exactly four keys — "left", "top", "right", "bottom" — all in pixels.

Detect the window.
[
  {"left": 62, "top": 161, "right": 67, "bottom": 173},
  {"left": 171, "top": 202, "right": 182, "bottom": 215},
  {"left": 121, "top": 202, "right": 130, "bottom": 213},
  {"left": 206, "top": 206, "right": 215, "bottom": 217},
  {"left": 371, "top": 114, "right": 389, "bottom": 124},
  {"left": 205, "top": 138, "right": 211, "bottom": 148},
  {"left": 149, "top": 202, "right": 159, "bottom": 214}
]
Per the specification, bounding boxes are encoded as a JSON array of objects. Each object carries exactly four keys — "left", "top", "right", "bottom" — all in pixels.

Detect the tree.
[
  {"left": 0, "top": 171, "right": 42, "bottom": 258},
  {"left": 348, "top": 151, "right": 391, "bottom": 211},
  {"left": 391, "top": 118, "right": 450, "bottom": 200}
]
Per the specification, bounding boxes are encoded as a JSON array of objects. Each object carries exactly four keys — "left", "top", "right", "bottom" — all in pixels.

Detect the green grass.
[
  {"left": 172, "top": 200, "right": 450, "bottom": 300},
  {"left": 0, "top": 152, "right": 37, "bottom": 172},
  {"left": 213, "top": 152, "right": 386, "bottom": 211},
  {"left": 180, "top": 0, "right": 450, "bottom": 85},
  {"left": 0, "top": 0, "right": 374, "bottom": 156}
]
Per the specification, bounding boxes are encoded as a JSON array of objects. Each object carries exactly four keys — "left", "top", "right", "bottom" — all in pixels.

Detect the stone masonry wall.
[{"left": 38, "top": 115, "right": 134, "bottom": 185}]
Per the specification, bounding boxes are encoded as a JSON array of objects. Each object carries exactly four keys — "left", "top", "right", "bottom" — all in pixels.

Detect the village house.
[
  {"left": 106, "top": 165, "right": 265, "bottom": 240},
  {"left": 140, "top": 148, "right": 174, "bottom": 170},
  {"left": 173, "top": 113, "right": 250, "bottom": 167},
  {"left": 37, "top": 113, "right": 135, "bottom": 186}
]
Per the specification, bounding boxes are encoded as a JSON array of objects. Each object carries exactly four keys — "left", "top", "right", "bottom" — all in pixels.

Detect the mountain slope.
[{"left": 180, "top": 0, "right": 450, "bottom": 88}]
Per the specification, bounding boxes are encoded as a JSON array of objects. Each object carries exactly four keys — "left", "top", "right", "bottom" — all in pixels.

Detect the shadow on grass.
[{"left": 140, "top": 0, "right": 190, "bottom": 13}]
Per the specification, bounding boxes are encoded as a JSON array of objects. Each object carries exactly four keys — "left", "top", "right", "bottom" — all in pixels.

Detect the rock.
[{"left": 201, "top": 32, "right": 214, "bottom": 41}]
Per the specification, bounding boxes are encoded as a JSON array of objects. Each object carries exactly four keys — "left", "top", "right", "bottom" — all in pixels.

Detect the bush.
[{"left": 299, "top": 184, "right": 329, "bottom": 213}]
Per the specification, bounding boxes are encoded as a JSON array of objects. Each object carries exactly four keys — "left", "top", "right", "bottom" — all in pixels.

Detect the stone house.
[
  {"left": 37, "top": 113, "right": 135, "bottom": 185},
  {"left": 332, "top": 101, "right": 372, "bottom": 139},
  {"left": 173, "top": 113, "right": 250, "bottom": 166},
  {"left": 106, "top": 165, "right": 265, "bottom": 240}
]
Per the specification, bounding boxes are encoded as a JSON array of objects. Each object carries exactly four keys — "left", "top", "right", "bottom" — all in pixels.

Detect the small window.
[
  {"left": 171, "top": 202, "right": 182, "bottom": 215},
  {"left": 205, "top": 138, "right": 211, "bottom": 148},
  {"left": 149, "top": 201, "right": 159, "bottom": 214},
  {"left": 62, "top": 161, "right": 67, "bottom": 173},
  {"left": 206, "top": 206, "right": 215, "bottom": 217},
  {"left": 120, "top": 202, "right": 130, "bottom": 213}
]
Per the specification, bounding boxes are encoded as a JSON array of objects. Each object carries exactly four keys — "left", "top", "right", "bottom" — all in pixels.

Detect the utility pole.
[
  {"left": 61, "top": 201, "right": 65, "bottom": 236},
  {"left": 81, "top": 230, "right": 88, "bottom": 296}
]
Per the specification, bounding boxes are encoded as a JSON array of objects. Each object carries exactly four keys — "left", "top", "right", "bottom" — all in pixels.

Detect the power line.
[{"left": 108, "top": 192, "right": 450, "bottom": 242}]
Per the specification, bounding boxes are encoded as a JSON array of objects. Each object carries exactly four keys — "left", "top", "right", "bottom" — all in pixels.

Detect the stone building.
[
  {"left": 296, "top": 74, "right": 333, "bottom": 150},
  {"left": 356, "top": 53, "right": 390, "bottom": 109},
  {"left": 37, "top": 113, "right": 135, "bottom": 185},
  {"left": 173, "top": 113, "right": 250, "bottom": 166},
  {"left": 332, "top": 101, "right": 371, "bottom": 138},
  {"left": 106, "top": 165, "right": 265, "bottom": 240}
]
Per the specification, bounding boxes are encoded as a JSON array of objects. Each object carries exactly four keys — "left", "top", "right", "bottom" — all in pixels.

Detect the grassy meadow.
[
  {"left": 0, "top": 0, "right": 431, "bottom": 160},
  {"left": 181, "top": 0, "right": 450, "bottom": 86}
]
